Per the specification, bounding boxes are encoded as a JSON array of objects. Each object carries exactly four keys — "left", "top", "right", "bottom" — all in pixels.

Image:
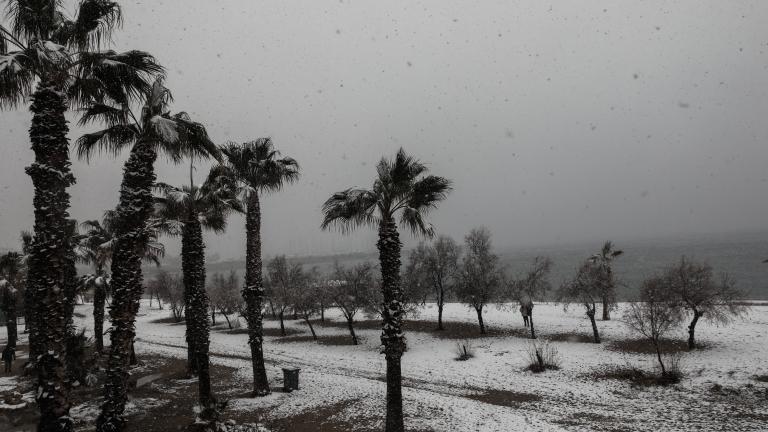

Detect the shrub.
[
  {"left": 525, "top": 341, "right": 561, "bottom": 373},
  {"left": 454, "top": 340, "right": 475, "bottom": 361}
]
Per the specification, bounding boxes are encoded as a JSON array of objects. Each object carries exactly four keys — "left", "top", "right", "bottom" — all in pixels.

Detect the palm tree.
[
  {"left": 76, "top": 78, "right": 218, "bottom": 432},
  {"left": 1, "top": 3, "right": 161, "bottom": 429},
  {"left": 153, "top": 165, "right": 241, "bottom": 420},
  {"left": 76, "top": 211, "right": 164, "bottom": 353},
  {"left": 218, "top": 138, "right": 299, "bottom": 396},
  {"left": 588, "top": 241, "right": 623, "bottom": 320},
  {"left": 321, "top": 148, "right": 451, "bottom": 432}
]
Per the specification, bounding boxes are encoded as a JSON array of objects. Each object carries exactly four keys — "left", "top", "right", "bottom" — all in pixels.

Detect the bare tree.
[
  {"left": 624, "top": 276, "right": 683, "bottom": 376},
  {"left": 404, "top": 236, "right": 460, "bottom": 330},
  {"left": 455, "top": 228, "right": 503, "bottom": 334},
  {"left": 152, "top": 271, "right": 185, "bottom": 322},
  {"left": 329, "top": 262, "right": 377, "bottom": 345},
  {"left": 265, "top": 255, "right": 303, "bottom": 336},
  {"left": 588, "top": 241, "right": 623, "bottom": 320},
  {"left": 210, "top": 270, "right": 244, "bottom": 330},
  {"left": 663, "top": 257, "right": 745, "bottom": 349},
  {"left": 510, "top": 256, "right": 553, "bottom": 339},
  {"left": 557, "top": 261, "right": 605, "bottom": 343},
  {"left": 291, "top": 269, "right": 321, "bottom": 340}
]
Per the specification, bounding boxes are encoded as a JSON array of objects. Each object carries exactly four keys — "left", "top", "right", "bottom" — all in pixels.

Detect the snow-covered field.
[{"left": 3, "top": 301, "right": 768, "bottom": 431}]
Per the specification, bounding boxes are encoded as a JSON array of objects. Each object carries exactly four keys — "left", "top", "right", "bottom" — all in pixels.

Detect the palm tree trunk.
[
  {"left": 182, "top": 217, "right": 200, "bottom": 376},
  {"left": 243, "top": 193, "right": 270, "bottom": 396},
  {"left": 96, "top": 139, "right": 158, "bottom": 432},
  {"left": 377, "top": 219, "right": 405, "bottom": 432},
  {"left": 26, "top": 81, "right": 76, "bottom": 432},
  {"left": 183, "top": 218, "right": 216, "bottom": 420},
  {"left": 93, "top": 280, "right": 106, "bottom": 353}
]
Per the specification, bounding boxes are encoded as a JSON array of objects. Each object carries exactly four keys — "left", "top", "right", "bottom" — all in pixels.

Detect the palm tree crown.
[
  {"left": 76, "top": 78, "right": 218, "bottom": 164},
  {"left": 218, "top": 138, "right": 300, "bottom": 196},
  {"left": 321, "top": 147, "right": 452, "bottom": 236},
  {"left": 1, "top": 0, "right": 162, "bottom": 109},
  {"left": 153, "top": 166, "right": 243, "bottom": 232}
]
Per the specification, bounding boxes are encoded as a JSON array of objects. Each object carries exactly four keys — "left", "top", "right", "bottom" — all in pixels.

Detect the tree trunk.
[
  {"left": 2, "top": 290, "right": 18, "bottom": 348},
  {"left": 529, "top": 313, "right": 536, "bottom": 339},
  {"left": 96, "top": 139, "right": 158, "bottom": 432},
  {"left": 437, "top": 290, "right": 444, "bottom": 331},
  {"left": 243, "top": 193, "right": 270, "bottom": 396},
  {"left": 129, "top": 341, "right": 137, "bottom": 366},
  {"left": 587, "top": 309, "right": 600, "bottom": 344},
  {"left": 346, "top": 318, "right": 358, "bottom": 345},
  {"left": 688, "top": 311, "right": 702, "bottom": 350},
  {"left": 26, "top": 81, "right": 76, "bottom": 432},
  {"left": 320, "top": 302, "right": 325, "bottom": 322},
  {"left": 305, "top": 317, "right": 317, "bottom": 340},
  {"left": 475, "top": 307, "right": 486, "bottom": 334},
  {"left": 223, "top": 313, "right": 232, "bottom": 330},
  {"left": 377, "top": 219, "right": 405, "bottom": 432},
  {"left": 211, "top": 306, "right": 216, "bottom": 326},
  {"left": 182, "top": 218, "right": 216, "bottom": 420},
  {"left": 654, "top": 339, "right": 666, "bottom": 375},
  {"left": 93, "top": 280, "right": 106, "bottom": 353},
  {"left": 278, "top": 311, "right": 286, "bottom": 336},
  {"left": 602, "top": 297, "right": 611, "bottom": 320},
  {"left": 182, "top": 217, "right": 202, "bottom": 376}
]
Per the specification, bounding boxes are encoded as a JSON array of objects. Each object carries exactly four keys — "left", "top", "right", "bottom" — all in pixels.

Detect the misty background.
[{"left": 1, "top": 1, "right": 767, "bottom": 295}]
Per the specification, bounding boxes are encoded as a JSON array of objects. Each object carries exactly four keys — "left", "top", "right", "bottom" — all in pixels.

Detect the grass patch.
[
  {"left": 223, "top": 327, "right": 303, "bottom": 337},
  {"left": 606, "top": 338, "right": 693, "bottom": 354},
  {"left": 304, "top": 319, "right": 529, "bottom": 339},
  {"left": 465, "top": 389, "right": 542, "bottom": 408},
  {"left": 754, "top": 375, "right": 768, "bottom": 383},
  {"left": 149, "top": 316, "right": 185, "bottom": 325},
  {"left": 274, "top": 334, "right": 359, "bottom": 346},
  {"left": 591, "top": 365, "right": 681, "bottom": 386},
  {"left": 545, "top": 332, "right": 596, "bottom": 344}
]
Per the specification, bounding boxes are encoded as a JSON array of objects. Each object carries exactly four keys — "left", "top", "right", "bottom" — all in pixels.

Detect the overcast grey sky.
[{"left": 1, "top": 0, "right": 768, "bottom": 259}]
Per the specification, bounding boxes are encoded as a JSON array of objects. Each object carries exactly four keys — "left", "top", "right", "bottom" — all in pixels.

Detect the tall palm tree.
[
  {"left": 218, "top": 138, "right": 299, "bottom": 396},
  {"left": 1, "top": 3, "right": 162, "bottom": 429},
  {"left": 588, "top": 241, "right": 623, "bottom": 320},
  {"left": 76, "top": 211, "right": 164, "bottom": 353},
  {"left": 153, "top": 165, "right": 241, "bottom": 420},
  {"left": 321, "top": 148, "right": 451, "bottom": 432},
  {"left": 76, "top": 78, "right": 218, "bottom": 432}
]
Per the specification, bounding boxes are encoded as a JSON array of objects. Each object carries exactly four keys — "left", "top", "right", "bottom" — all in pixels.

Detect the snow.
[{"left": 3, "top": 301, "right": 767, "bottom": 430}]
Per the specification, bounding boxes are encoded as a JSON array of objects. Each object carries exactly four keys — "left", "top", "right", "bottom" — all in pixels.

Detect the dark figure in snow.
[{"left": 2, "top": 345, "right": 15, "bottom": 373}]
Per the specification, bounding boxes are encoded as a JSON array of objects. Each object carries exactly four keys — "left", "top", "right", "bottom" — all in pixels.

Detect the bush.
[
  {"left": 454, "top": 340, "right": 475, "bottom": 361},
  {"left": 525, "top": 341, "right": 561, "bottom": 373}
]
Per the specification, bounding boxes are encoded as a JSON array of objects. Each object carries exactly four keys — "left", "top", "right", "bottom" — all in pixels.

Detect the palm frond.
[
  {"left": 320, "top": 188, "right": 379, "bottom": 234},
  {"left": 151, "top": 112, "right": 218, "bottom": 164},
  {"left": 75, "top": 123, "right": 139, "bottom": 161},
  {"left": 0, "top": 48, "right": 34, "bottom": 108},
  {"left": 5, "top": 0, "right": 63, "bottom": 41},
  {"left": 70, "top": 50, "right": 163, "bottom": 107},
  {"left": 68, "top": 0, "right": 122, "bottom": 50},
  {"left": 400, "top": 206, "right": 434, "bottom": 238},
  {"left": 76, "top": 101, "right": 128, "bottom": 126},
  {"left": 406, "top": 175, "right": 452, "bottom": 212}
]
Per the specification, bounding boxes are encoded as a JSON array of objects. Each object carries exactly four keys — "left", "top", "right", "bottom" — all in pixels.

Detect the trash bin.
[{"left": 282, "top": 367, "right": 300, "bottom": 392}]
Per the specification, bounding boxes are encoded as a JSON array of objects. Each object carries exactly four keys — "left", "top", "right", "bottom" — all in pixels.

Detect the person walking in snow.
[
  {"left": 2, "top": 345, "right": 15, "bottom": 373},
  {"left": 520, "top": 304, "right": 530, "bottom": 327}
]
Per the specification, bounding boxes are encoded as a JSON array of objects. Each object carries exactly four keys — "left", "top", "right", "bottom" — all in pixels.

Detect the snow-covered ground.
[{"left": 4, "top": 301, "right": 768, "bottom": 430}]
